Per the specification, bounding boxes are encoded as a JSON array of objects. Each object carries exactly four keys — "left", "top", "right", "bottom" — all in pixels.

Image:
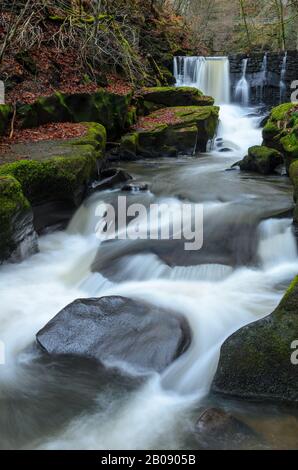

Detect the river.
[{"left": 0, "top": 73, "right": 298, "bottom": 449}]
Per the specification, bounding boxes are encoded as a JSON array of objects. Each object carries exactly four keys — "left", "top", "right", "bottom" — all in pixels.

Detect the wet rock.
[
  {"left": 0, "top": 123, "right": 107, "bottom": 234},
  {"left": 122, "top": 182, "right": 149, "bottom": 192},
  {"left": 263, "top": 103, "right": 298, "bottom": 172},
  {"left": 120, "top": 106, "right": 219, "bottom": 158},
  {"left": 36, "top": 296, "right": 191, "bottom": 374},
  {"left": 237, "top": 145, "right": 283, "bottom": 175},
  {"left": 0, "top": 175, "right": 38, "bottom": 263},
  {"left": 141, "top": 86, "right": 214, "bottom": 108},
  {"left": 212, "top": 276, "right": 298, "bottom": 405},
  {"left": 89, "top": 168, "right": 132, "bottom": 193},
  {"left": 194, "top": 407, "right": 258, "bottom": 449}
]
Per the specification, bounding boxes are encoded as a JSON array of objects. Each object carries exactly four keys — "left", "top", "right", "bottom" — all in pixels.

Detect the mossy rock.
[
  {"left": 0, "top": 104, "right": 12, "bottom": 136},
  {"left": 141, "top": 86, "right": 214, "bottom": 108},
  {"left": 263, "top": 103, "right": 298, "bottom": 171},
  {"left": 237, "top": 145, "right": 283, "bottom": 175},
  {"left": 18, "top": 90, "right": 132, "bottom": 139},
  {"left": 0, "top": 123, "right": 106, "bottom": 206},
  {"left": 120, "top": 106, "right": 219, "bottom": 158},
  {"left": 212, "top": 276, "right": 298, "bottom": 405},
  {"left": 0, "top": 175, "right": 36, "bottom": 263}
]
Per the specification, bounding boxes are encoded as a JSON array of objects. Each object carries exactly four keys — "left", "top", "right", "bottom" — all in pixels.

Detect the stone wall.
[{"left": 229, "top": 51, "right": 298, "bottom": 106}]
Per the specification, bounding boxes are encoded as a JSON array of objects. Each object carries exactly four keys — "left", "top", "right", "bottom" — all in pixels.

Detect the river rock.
[
  {"left": 262, "top": 103, "right": 298, "bottom": 172},
  {"left": 121, "top": 182, "right": 149, "bottom": 192},
  {"left": 194, "top": 407, "right": 258, "bottom": 449},
  {"left": 89, "top": 168, "right": 132, "bottom": 193},
  {"left": 0, "top": 123, "right": 107, "bottom": 234},
  {"left": 141, "top": 86, "right": 214, "bottom": 108},
  {"left": 0, "top": 175, "right": 38, "bottom": 263},
  {"left": 120, "top": 106, "right": 219, "bottom": 158},
  {"left": 212, "top": 276, "right": 298, "bottom": 405},
  {"left": 36, "top": 296, "right": 191, "bottom": 373},
  {"left": 236, "top": 145, "right": 283, "bottom": 175}
]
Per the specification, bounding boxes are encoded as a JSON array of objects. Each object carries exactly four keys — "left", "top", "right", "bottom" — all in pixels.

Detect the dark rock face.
[
  {"left": 0, "top": 175, "right": 38, "bottom": 263},
  {"left": 36, "top": 296, "right": 191, "bottom": 374},
  {"left": 229, "top": 51, "right": 298, "bottom": 106},
  {"left": 194, "top": 408, "right": 258, "bottom": 449},
  {"left": 212, "top": 276, "right": 298, "bottom": 405}
]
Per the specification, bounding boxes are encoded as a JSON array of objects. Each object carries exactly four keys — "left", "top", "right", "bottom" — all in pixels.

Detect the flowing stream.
[{"left": 0, "top": 65, "right": 298, "bottom": 449}]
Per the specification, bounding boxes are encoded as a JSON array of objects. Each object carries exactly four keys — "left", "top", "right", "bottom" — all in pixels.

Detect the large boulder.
[
  {"left": 236, "top": 145, "right": 283, "bottom": 175},
  {"left": 212, "top": 276, "right": 298, "bottom": 405},
  {"left": 120, "top": 106, "right": 219, "bottom": 158},
  {"left": 36, "top": 296, "right": 191, "bottom": 374},
  {"left": 263, "top": 103, "right": 298, "bottom": 172},
  {"left": 194, "top": 408, "right": 259, "bottom": 449},
  {"left": 17, "top": 90, "right": 132, "bottom": 139},
  {"left": 0, "top": 175, "right": 37, "bottom": 263},
  {"left": 141, "top": 86, "right": 214, "bottom": 109}
]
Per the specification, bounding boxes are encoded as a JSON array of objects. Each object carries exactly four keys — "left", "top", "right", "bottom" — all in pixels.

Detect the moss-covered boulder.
[
  {"left": 212, "top": 276, "right": 298, "bottom": 405},
  {"left": 263, "top": 103, "right": 298, "bottom": 172},
  {"left": 237, "top": 145, "right": 283, "bottom": 175},
  {"left": 17, "top": 90, "right": 132, "bottom": 138},
  {"left": 120, "top": 106, "right": 219, "bottom": 158},
  {"left": 0, "top": 175, "right": 37, "bottom": 263},
  {"left": 0, "top": 122, "right": 106, "bottom": 235},
  {"left": 0, "top": 104, "right": 12, "bottom": 136},
  {"left": 141, "top": 86, "right": 214, "bottom": 109}
]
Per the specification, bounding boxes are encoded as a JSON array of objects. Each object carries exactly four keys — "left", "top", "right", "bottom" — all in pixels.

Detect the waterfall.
[
  {"left": 234, "top": 58, "right": 250, "bottom": 106},
  {"left": 256, "top": 53, "right": 268, "bottom": 103},
  {"left": 279, "top": 52, "right": 287, "bottom": 103},
  {"left": 173, "top": 56, "right": 230, "bottom": 104}
]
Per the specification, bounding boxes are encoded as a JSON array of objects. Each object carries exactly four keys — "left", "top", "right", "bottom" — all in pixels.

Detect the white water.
[
  {"left": 174, "top": 56, "right": 230, "bottom": 104},
  {"left": 280, "top": 52, "right": 287, "bottom": 103},
  {"left": 257, "top": 53, "right": 268, "bottom": 103},
  {"left": 235, "top": 58, "right": 250, "bottom": 106},
  {"left": 0, "top": 61, "right": 297, "bottom": 449}
]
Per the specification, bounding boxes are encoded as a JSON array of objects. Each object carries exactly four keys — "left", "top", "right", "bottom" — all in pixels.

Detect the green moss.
[
  {"left": 17, "top": 90, "right": 132, "bottom": 139},
  {"left": 125, "top": 106, "right": 137, "bottom": 128},
  {"left": 238, "top": 145, "right": 283, "bottom": 175},
  {"left": 0, "top": 104, "right": 12, "bottom": 136},
  {"left": 140, "top": 86, "right": 214, "bottom": 108},
  {"left": 212, "top": 275, "right": 298, "bottom": 404},
  {"left": 0, "top": 122, "right": 106, "bottom": 205},
  {"left": 120, "top": 132, "right": 139, "bottom": 158},
  {"left": 0, "top": 175, "right": 30, "bottom": 260},
  {"left": 270, "top": 103, "right": 295, "bottom": 121},
  {"left": 263, "top": 103, "right": 298, "bottom": 172}
]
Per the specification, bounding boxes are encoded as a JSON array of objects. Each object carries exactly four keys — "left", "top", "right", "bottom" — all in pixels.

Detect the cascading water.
[
  {"left": 0, "top": 56, "right": 297, "bottom": 450},
  {"left": 279, "top": 52, "right": 287, "bottom": 103},
  {"left": 234, "top": 58, "right": 250, "bottom": 106},
  {"left": 256, "top": 52, "right": 268, "bottom": 103},
  {"left": 174, "top": 56, "right": 230, "bottom": 104}
]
